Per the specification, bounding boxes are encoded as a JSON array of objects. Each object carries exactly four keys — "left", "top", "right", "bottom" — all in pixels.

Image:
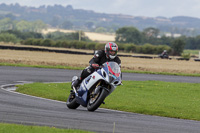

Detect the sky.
[{"left": 1, "top": 0, "right": 200, "bottom": 19}]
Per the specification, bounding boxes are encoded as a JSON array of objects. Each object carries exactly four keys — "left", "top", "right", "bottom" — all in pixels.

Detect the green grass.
[
  {"left": 122, "top": 69, "right": 200, "bottom": 77},
  {"left": 16, "top": 82, "right": 68, "bottom": 101},
  {"left": 0, "top": 62, "right": 84, "bottom": 70},
  {"left": 0, "top": 123, "right": 93, "bottom": 133},
  {"left": 1, "top": 62, "right": 200, "bottom": 77},
  {"left": 184, "top": 49, "right": 200, "bottom": 55},
  {"left": 16, "top": 81, "right": 200, "bottom": 121}
]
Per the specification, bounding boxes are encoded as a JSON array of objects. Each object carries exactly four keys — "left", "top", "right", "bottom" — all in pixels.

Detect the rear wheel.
[
  {"left": 66, "top": 91, "right": 80, "bottom": 109},
  {"left": 87, "top": 88, "right": 109, "bottom": 112}
]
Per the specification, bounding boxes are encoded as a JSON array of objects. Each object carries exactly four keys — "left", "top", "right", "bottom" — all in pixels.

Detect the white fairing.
[
  {"left": 82, "top": 71, "right": 104, "bottom": 91},
  {"left": 79, "top": 62, "right": 121, "bottom": 96},
  {"left": 69, "top": 61, "right": 121, "bottom": 110}
]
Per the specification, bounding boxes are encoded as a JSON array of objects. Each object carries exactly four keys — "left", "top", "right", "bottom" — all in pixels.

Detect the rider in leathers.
[{"left": 72, "top": 42, "right": 121, "bottom": 89}]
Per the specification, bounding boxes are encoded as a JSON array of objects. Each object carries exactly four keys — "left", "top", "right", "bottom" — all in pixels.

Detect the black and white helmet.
[{"left": 105, "top": 42, "right": 118, "bottom": 59}]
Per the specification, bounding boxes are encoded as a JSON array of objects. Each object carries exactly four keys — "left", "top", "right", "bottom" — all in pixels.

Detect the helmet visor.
[{"left": 109, "top": 50, "right": 117, "bottom": 56}]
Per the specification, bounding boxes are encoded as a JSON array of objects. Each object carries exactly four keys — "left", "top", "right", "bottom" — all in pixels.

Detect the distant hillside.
[{"left": 0, "top": 3, "right": 200, "bottom": 36}]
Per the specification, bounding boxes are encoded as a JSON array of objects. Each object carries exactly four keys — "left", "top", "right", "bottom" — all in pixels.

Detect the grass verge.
[
  {"left": 1, "top": 62, "right": 200, "bottom": 77},
  {"left": 16, "top": 81, "right": 200, "bottom": 121},
  {"left": 0, "top": 123, "right": 93, "bottom": 133},
  {"left": 0, "top": 62, "right": 84, "bottom": 70}
]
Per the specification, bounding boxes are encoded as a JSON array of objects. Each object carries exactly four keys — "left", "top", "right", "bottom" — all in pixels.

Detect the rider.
[
  {"left": 160, "top": 50, "right": 169, "bottom": 58},
  {"left": 72, "top": 42, "right": 121, "bottom": 89}
]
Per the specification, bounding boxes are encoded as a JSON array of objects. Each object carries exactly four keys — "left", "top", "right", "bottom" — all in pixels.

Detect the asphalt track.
[{"left": 0, "top": 66, "right": 200, "bottom": 133}]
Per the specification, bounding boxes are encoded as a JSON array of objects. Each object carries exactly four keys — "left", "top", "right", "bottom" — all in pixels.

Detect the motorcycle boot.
[{"left": 71, "top": 78, "right": 82, "bottom": 90}]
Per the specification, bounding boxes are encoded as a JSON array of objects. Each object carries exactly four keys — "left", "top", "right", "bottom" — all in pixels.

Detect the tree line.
[
  {"left": 21, "top": 38, "right": 171, "bottom": 55},
  {"left": 0, "top": 18, "right": 46, "bottom": 32},
  {"left": 0, "top": 26, "right": 200, "bottom": 56},
  {"left": 0, "top": 30, "right": 171, "bottom": 55},
  {"left": 115, "top": 26, "right": 200, "bottom": 55}
]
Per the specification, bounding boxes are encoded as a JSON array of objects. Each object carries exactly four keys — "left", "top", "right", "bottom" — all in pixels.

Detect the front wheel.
[
  {"left": 66, "top": 92, "right": 80, "bottom": 109},
  {"left": 87, "top": 89, "right": 109, "bottom": 112}
]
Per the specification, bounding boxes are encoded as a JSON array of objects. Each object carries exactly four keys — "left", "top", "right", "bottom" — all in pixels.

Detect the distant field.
[
  {"left": 184, "top": 49, "right": 200, "bottom": 56},
  {"left": 0, "top": 48, "right": 200, "bottom": 75},
  {"left": 42, "top": 28, "right": 115, "bottom": 42}
]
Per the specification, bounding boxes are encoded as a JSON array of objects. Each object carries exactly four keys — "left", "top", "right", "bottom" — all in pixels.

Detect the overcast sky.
[{"left": 1, "top": 0, "right": 200, "bottom": 18}]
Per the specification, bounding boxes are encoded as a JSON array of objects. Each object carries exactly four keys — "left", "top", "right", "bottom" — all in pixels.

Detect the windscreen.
[{"left": 107, "top": 62, "right": 121, "bottom": 77}]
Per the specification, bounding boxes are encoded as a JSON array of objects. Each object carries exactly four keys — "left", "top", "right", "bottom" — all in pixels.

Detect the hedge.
[{"left": 21, "top": 39, "right": 171, "bottom": 54}]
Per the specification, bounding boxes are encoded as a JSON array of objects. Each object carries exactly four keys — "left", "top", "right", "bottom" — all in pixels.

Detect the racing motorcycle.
[{"left": 66, "top": 61, "right": 122, "bottom": 112}]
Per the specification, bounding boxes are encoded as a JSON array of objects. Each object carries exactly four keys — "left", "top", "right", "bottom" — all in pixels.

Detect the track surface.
[{"left": 0, "top": 66, "right": 200, "bottom": 133}]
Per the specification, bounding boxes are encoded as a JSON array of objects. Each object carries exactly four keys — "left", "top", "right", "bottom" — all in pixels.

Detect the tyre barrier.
[
  {"left": 2, "top": 45, "right": 199, "bottom": 61},
  {"left": 0, "top": 45, "right": 92, "bottom": 55},
  {"left": 0, "top": 45, "right": 155, "bottom": 59},
  {"left": 176, "top": 58, "right": 190, "bottom": 61},
  {"left": 194, "top": 59, "right": 200, "bottom": 62}
]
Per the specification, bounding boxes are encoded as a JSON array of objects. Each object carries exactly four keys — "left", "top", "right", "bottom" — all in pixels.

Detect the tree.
[
  {"left": 45, "top": 31, "right": 90, "bottom": 41},
  {"left": 60, "top": 21, "right": 73, "bottom": 29},
  {"left": 142, "top": 27, "right": 161, "bottom": 44},
  {"left": 2, "top": 30, "right": 43, "bottom": 40},
  {"left": 115, "top": 26, "right": 142, "bottom": 44},
  {"left": 84, "top": 22, "right": 95, "bottom": 30},
  {"left": 95, "top": 27, "right": 107, "bottom": 33},
  {"left": 70, "top": 31, "right": 90, "bottom": 41},
  {"left": 0, "top": 33, "right": 18, "bottom": 43},
  {"left": 5, "top": 13, "right": 16, "bottom": 20},
  {"left": 160, "top": 36, "right": 173, "bottom": 46},
  {"left": 42, "top": 39, "right": 55, "bottom": 46},
  {"left": 50, "top": 16, "right": 61, "bottom": 27},
  {"left": 194, "top": 35, "right": 200, "bottom": 49},
  {"left": 32, "top": 20, "right": 47, "bottom": 32},
  {"left": 14, "top": 20, "right": 46, "bottom": 32},
  {"left": 171, "top": 38, "right": 186, "bottom": 56},
  {"left": 143, "top": 27, "right": 159, "bottom": 38},
  {"left": 15, "top": 20, "right": 32, "bottom": 32},
  {"left": 0, "top": 18, "right": 13, "bottom": 31}
]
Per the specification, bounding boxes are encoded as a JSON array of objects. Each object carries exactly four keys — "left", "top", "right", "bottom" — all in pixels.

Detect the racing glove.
[{"left": 91, "top": 63, "right": 99, "bottom": 69}]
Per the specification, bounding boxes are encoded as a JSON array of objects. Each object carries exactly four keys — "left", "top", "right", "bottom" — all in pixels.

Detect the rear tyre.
[
  {"left": 66, "top": 92, "right": 80, "bottom": 109},
  {"left": 87, "top": 89, "right": 109, "bottom": 112}
]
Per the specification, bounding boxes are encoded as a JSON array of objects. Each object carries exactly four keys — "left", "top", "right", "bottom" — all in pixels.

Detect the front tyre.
[
  {"left": 66, "top": 92, "right": 80, "bottom": 109},
  {"left": 87, "top": 89, "right": 109, "bottom": 112}
]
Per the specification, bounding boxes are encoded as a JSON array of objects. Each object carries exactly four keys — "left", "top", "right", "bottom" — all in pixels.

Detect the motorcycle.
[
  {"left": 66, "top": 61, "right": 122, "bottom": 112},
  {"left": 159, "top": 53, "right": 169, "bottom": 59}
]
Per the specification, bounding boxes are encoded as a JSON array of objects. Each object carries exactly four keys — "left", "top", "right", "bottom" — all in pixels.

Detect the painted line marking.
[{"left": 0, "top": 81, "right": 131, "bottom": 113}]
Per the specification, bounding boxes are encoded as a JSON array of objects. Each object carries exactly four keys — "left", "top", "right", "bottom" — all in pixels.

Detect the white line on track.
[{"left": 0, "top": 81, "right": 128, "bottom": 114}]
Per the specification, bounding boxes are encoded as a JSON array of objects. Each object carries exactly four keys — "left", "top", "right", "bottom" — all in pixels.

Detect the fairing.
[{"left": 75, "top": 61, "right": 121, "bottom": 107}]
